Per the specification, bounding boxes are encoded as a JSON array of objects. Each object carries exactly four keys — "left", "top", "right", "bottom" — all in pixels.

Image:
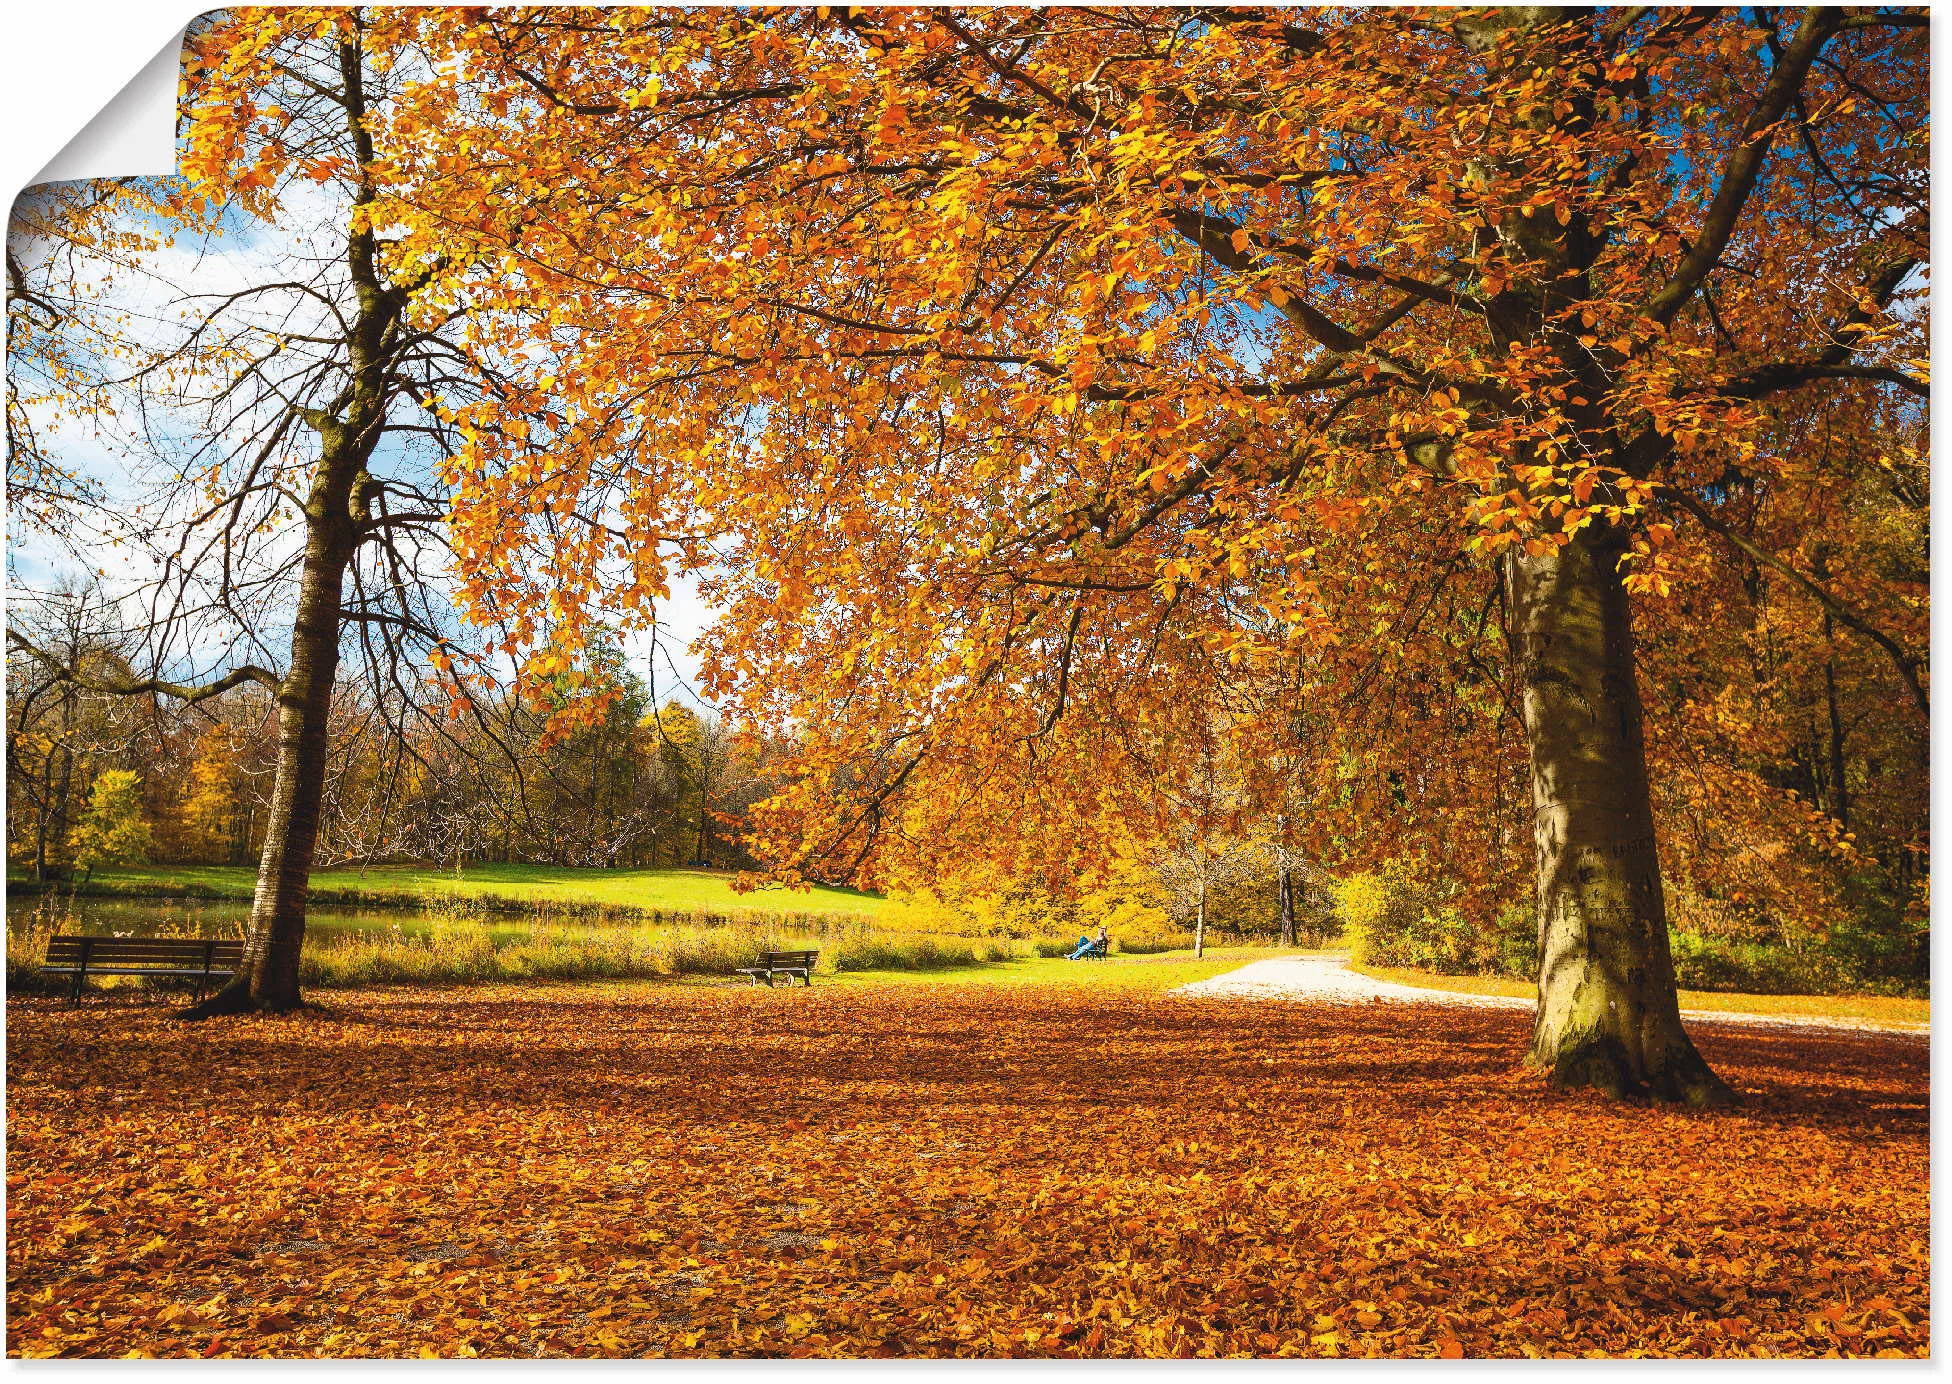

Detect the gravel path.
[{"left": 1172, "top": 954, "right": 1929, "bottom": 1040}]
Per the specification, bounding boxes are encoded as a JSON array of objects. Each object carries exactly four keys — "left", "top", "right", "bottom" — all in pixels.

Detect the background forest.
[
  {"left": 9, "top": 593, "right": 767, "bottom": 877},
  {"left": 9, "top": 539, "right": 1926, "bottom": 997}
]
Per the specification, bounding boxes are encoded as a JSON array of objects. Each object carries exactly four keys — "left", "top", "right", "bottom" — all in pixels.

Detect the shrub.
[
  {"left": 659, "top": 925, "right": 790, "bottom": 977},
  {"left": 1285, "top": 893, "right": 1346, "bottom": 948},
  {"left": 833, "top": 934, "right": 976, "bottom": 972},
  {"left": 1667, "top": 933, "right": 1839, "bottom": 995},
  {"left": 1663, "top": 931, "right": 1930, "bottom": 997},
  {"left": 292, "top": 915, "right": 1034, "bottom": 987},
  {"left": 1333, "top": 865, "right": 1922, "bottom": 998},
  {"left": 1661, "top": 879, "right": 1927, "bottom": 997},
  {"left": 1490, "top": 900, "right": 1538, "bottom": 979},
  {"left": 1334, "top": 860, "right": 1526, "bottom": 975},
  {"left": 70, "top": 771, "right": 154, "bottom": 875},
  {"left": 1110, "top": 922, "right": 1197, "bottom": 954},
  {"left": 6, "top": 920, "right": 53, "bottom": 992}
]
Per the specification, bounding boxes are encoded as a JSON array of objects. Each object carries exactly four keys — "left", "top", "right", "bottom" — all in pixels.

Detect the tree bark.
[
  {"left": 1507, "top": 531, "right": 1734, "bottom": 1106},
  {"left": 1193, "top": 879, "right": 1207, "bottom": 960},
  {"left": 180, "top": 25, "right": 393, "bottom": 1018},
  {"left": 1823, "top": 613, "right": 1850, "bottom": 833},
  {"left": 1274, "top": 817, "right": 1297, "bottom": 947},
  {"left": 182, "top": 489, "right": 356, "bottom": 1016}
]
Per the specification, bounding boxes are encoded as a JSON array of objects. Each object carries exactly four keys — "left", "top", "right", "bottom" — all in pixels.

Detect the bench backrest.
[
  {"left": 755, "top": 949, "right": 819, "bottom": 968},
  {"left": 46, "top": 935, "right": 245, "bottom": 967}
]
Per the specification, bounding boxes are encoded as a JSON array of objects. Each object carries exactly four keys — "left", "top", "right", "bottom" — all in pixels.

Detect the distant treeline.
[{"left": 8, "top": 619, "right": 775, "bottom": 879}]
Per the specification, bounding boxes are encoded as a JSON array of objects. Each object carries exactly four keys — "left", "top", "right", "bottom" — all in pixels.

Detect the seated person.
[
  {"left": 1067, "top": 924, "right": 1111, "bottom": 960},
  {"left": 1066, "top": 930, "right": 1095, "bottom": 960}
]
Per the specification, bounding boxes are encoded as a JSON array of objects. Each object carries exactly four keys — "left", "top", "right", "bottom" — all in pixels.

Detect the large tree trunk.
[
  {"left": 183, "top": 504, "right": 354, "bottom": 1016},
  {"left": 180, "top": 26, "right": 391, "bottom": 1018},
  {"left": 1507, "top": 531, "right": 1734, "bottom": 1106}
]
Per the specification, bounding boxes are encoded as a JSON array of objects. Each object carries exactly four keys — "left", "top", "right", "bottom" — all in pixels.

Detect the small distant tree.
[
  {"left": 70, "top": 770, "right": 154, "bottom": 877},
  {"left": 1144, "top": 716, "right": 1265, "bottom": 960},
  {"left": 5, "top": 581, "right": 147, "bottom": 881},
  {"left": 175, "top": 732, "right": 241, "bottom": 865},
  {"left": 1152, "top": 829, "right": 1265, "bottom": 961},
  {"left": 652, "top": 702, "right": 737, "bottom": 868}
]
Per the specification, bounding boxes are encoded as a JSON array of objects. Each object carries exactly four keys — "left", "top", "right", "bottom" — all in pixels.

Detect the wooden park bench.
[
  {"left": 735, "top": 948, "right": 819, "bottom": 987},
  {"left": 41, "top": 936, "right": 243, "bottom": 1003},
  {"left": 1078, "top": 938, "right": 1110, "bottom": 959}
]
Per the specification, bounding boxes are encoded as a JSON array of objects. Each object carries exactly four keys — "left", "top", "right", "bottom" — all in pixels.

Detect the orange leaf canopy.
[{"left": 359, "top": 7, "right": 1922, "bottom": 896}]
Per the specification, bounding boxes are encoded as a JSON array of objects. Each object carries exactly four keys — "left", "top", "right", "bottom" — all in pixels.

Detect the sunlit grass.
[
  {"left": 822, "top": 947, "right": 1298, "bottom": 994},
  {"left": 5, "top": 900, "right": 1290, "bottom": 997},
  {"left": 10, "top": 863, "right": 893, "bottom": 919},
  {"left": 1351, "top": 962, "right": 1930, "bottom": 1026}
]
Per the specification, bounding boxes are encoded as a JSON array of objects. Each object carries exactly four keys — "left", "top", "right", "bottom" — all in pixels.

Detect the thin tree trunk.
[
  {"left": 1507, "top": 531, "right": 1733, "bottom": 1106},
  {"left": 1193, "top": 879, "right": 1207, "bottom": 960},
  {"left": 1823, "top": 613, "right": 1850, "bottom": 833},
  {"left": 33, "top": 746, "right": 57, "bottom": 883},
  {"left": 49, "top": 677, "right": 77, "bottom": 878},
  {"left": 51, "top": 739, "right": 76, "bottom": 878},
  {"left": 1275, "top": 817, "right": 1296, "bottom": 947}
]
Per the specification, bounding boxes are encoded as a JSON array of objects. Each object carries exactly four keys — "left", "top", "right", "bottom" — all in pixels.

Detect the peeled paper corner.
[{"left": 31, "top": 28, "right": 186, "bottom": 187}]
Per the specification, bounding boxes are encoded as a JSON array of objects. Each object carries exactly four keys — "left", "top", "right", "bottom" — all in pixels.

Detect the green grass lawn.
[
  {"left": 15, "top": 860, "right": 1921, "bottom": 1025},
  {"left": 1353, "top": 962, "right": 1930, "bottom": 1026},
  {"left": 14, "top": 863, "right": 893, "bottom": 919},
  {"left": 844, "top": 950, "right": 1928, "bottom": 1022}
]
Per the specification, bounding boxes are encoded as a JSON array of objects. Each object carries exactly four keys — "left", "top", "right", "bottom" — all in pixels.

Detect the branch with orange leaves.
[{"left": 1664, "top": 489, "right": 1926, "bottom": 719}]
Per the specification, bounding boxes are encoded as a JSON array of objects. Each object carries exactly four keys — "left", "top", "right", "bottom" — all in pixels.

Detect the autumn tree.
[
  {"left": 70, "top": 770, "right": 155, "bottom": 877},
  {"left": 653, "top": 700, "right": 756, "bottom": 869},
  {"left": 4, "top": 581, "right": 152, "bottom": 881},
  {"left": 401, "top": 5, "right": 1928, "bottom": 1101},
  {"left": 513, "top": 644, "right": 669, "bottom": 869},
  {"left": 6, "top": 9, "right": 523, "bottom": 1013},
  {"left": 174, "top": 727, "right": 245, "bottom": 864},
  {"left": 5, "top": 183, "right": 157, "bottom": 547}
]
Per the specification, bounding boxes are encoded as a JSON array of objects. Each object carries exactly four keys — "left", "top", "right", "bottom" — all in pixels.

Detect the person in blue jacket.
[{"left": 1067, "top": 923, "right": 1109, "bottom": 960}]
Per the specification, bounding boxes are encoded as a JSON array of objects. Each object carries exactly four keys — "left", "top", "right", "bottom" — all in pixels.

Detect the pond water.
[{"left": 5, "top": 893, "right": 555, "bottom": 945}]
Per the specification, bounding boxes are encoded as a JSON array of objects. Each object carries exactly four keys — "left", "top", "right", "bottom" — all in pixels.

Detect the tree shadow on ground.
[{"left": 8, "top": 986, "right": 1924, "bottom": 1138}]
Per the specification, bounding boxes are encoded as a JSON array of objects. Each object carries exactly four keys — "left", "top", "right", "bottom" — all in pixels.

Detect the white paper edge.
[{"left": 30, "top": 29, "right": 186, "bottom": 188}]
